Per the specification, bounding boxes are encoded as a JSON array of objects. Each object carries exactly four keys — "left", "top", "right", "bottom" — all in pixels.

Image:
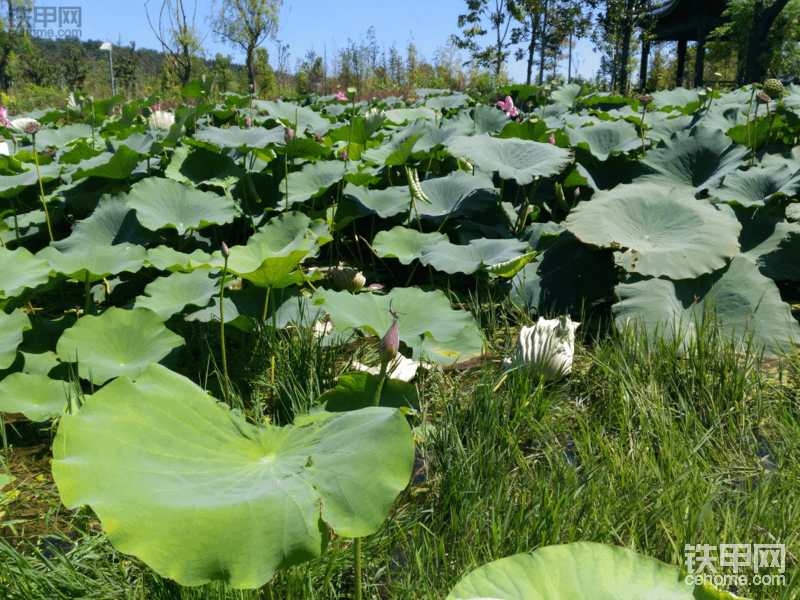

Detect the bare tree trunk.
[
  {"left": 568, "top": 26, "right": 573, "bottom": 81},
  {"left": 247, "top": 44, "right": 256, "bottom": 94},
  {"left": 744, "top": 0, "right": 792, "bottom": 83},
  {"left": 538, "top": 0, "right": 549, "bottom": 85},
  {"left": 617, "top": 0, "right": 636, "bottom": 93},
  {"left": 526, "top": 11, "right": 540, "bottom": 85}
]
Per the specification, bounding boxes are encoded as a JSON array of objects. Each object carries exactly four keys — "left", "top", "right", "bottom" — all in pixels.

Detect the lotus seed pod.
[
  {"left": 331, "top": 266, "right": 365, "bottom": 293},
  {"left": 638, "top": 94, "right": 653, "bottom": 105},
  {"left": 24, "top": 121, "right": 41, "bottom": 135},
  {"left": 756, "top": 92, "right": 771, "bottom": 105},
  {"left": 8, "top": 117, "right": 39, "bottom": 135},
  {"left": 763, "top": 78, "right": 784, "bottom": 98},
  {"left": 379, "top": 320, "right": 399, "bottom": 366}
]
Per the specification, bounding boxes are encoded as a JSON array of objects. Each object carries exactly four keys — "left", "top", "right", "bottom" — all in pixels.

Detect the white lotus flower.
[
  {"left": 352, "top": 354, "right": 432, "bottom": 382},
  {"left": 7, "top": 117, "right": 39, "bottom": 135},
  {"left": 0, "top": 142, "right": 9, "bottom": 155},
  {"left": 147, "top": 110, "right": 176, "bottom": 132},
  {"left": 504, "top": 316, "right": 580, "bottom": 381}
]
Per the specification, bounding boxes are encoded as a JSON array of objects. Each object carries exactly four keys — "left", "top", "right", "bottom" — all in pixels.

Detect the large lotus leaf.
[
  {"left": 471, "top": 103, "right": 512, "bottom": 135},
  {"left": 383, "top": 107, "right": 436, "bottom": 124},
  {"left": 194, "top": 126, "right": 284, "bottom": 150},
  {"left": 636, "top": 127, "right": 749, "bottom": 195},
  {"left": 53, "top": 192, "right": 160, "bottom": 252},
  {"left": 313, "top": 287, "right": 485, "bottom": 365},
  {"left": 651, "top": 87, "right": 700, "bottom": 111},
  {"left": 165, "top": 145, "right": 246, "bottom": 190},
  {"left": 734, "top": 205, "right": 800, "bottom": 281},
  {"left": 128, "top": 178, "right": 237, "bottom": 235},
  {"left": 446, "top": 542, "right": 740, "bottom": 600},
  {"left": 643, "top": 114, "right": 694, "bottom": 144},
  {"left": 246, "top": 211, "right": 331, "bottom": 257},
  {"left": 420, "top": 238, "right": 531, "bottom": 275},
  {"left": 711, "top": 163, "right": 800, "bottom": 207},
  {"left": 33, "top": 124, "right": 93, "bottom": 148},
  {"left": 226, "top": 248, "right": 310, "bottom": 288},
  {"left": 372, "top": 227, "right": 448, "bottom": 265},
  {"left": 567, "top": 120, "right": 640, "bottom": 160},
  {"left": 70, "top": 146, "right": 142, "bottom": 181},
  {"left": 0, "top": 163, "right": 62, "bottom": 197},
  {"left": 52, "top": 363, "right": 413, "bottom": 588},
  {"left": 343, "top": 183, "right": 411, "bottom": 218},
  {"left": 280, "top": 161, "right": 346, "bottom": 208},
  {"left": 415, "top": 171, "right": 500, "bottom": 221},
  {"left": 38, "top": 243, "right": 147, "bottom": 282},
  {"left": 108, "top": 132, "right": 154, "bottom": 155},
  {"left": 254, "top": 99, "right": 332, "bottom": 135},
  {"left": 0, "top": 310, "right": 30, "bottom": 369},
  {"left": 423, "top": 93, "right": 469, "bottom": 112},
  {"left": 565, "top": 184, "right": 741, "bottom": 279},
  {"left": 549, "top": 82, "right": 586, "bottom": 106},
  {"left": 0, "top": 247, "right": 50, "bottom": 298},
  {"left": 0, "top": 372, "right": 71, "bottom": 421},
  {"left": 135, "top": 271, "right": 219, "bottom": 319},
  {"left": 446, "top": 135, "right": 571, "bottom": 185},
  {"left": 507, "top": 233, "right": 617, "bottom": 316},
  {"left": 56, "top": 307, "right": 185, "bottom": 385},
  {"left": 317, "top": 371, "right": 418, "bottom": 412},
  {"left": 613, "top": 256, "right": 800, "bottom": 355},
  {"left": 145, "top": 247, "right": 224, "bottom": 272},
  {"left": 361, "top": 130, "right": 423, "bottom": 165}
]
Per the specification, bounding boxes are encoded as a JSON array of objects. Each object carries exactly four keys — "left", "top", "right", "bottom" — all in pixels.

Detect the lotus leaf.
[
  {"left": 734, "top": 205, "right": 800, "bottom": 281},
  {"left": 70, "top": 146, "right": 142, "bottom": 181},
  {"left": 0, "top": 310, "right": 30, "bottom": 369},
  {"left": 194, "top": 126, "right": 285, "bottom": 150},
  {"left": 711, "top": 163, "right": 800, "bottom": 207},
  {"left": 0, "top": 372, "right": 71, "bottom": 421},
  {"left": 32, "top": 124, "right": 93, "bottom": 148},
  {"left": 317, "top": 371, "right": 418, "bottom": 412},
  {"left": 0, "top": 247, "right": 50, "bottom": 298},
  {"left": 38, "top": 243, "right": 147, "bottom": 282},
  {"left": 52, "top": 363, "right": 413, "bottom": 588},
  {"left": 414, "top": 171, "right": 500, "bottom": 222},
  {"left": 145, "top": 247, "right": 224, "bottom": 272},
  {"left": 565, "top": 184, "right": 741, "bottom": 279},
  {"left": 567, "top": 120, "right": 640, "bottom": 160},
  {"left": 420, "top": 238, "right": 531, "bottom": 275},
  {"left": 246, "top": 211, "right": 331, "bottom": 256},
  {"left": 279, "top": 161, "right": 348, "bottom": 208},
  {"left": 165, "top": 145, "right": 246, "bottom": 190},
  {"left": 383, "top": 107, "right": 436, "bottom": 124},
  {"left": 344, "top": 183, "right": 414, "bottom": 218},
  {"left": 0, "top": 163, "right": 62, "bottom": 197},
  {"left": 56, "top": 307, "right": 185, "bottom": 384},
  {"left": 372, "top": 227, "right": 448, "bottom": 265},
  {"left": 226, "top": 248, "right": 310, "bottom": 289},
  {"left": 254, "top": 99, "right": 332, "bottom": 135},
  {"left": 108, "top": 132, "right": 155, "bottom": 155},
  {"left": 613, "top": 256, "right": 800, "bottom": 355},
  {"left": 135, "top": 271, "right": 220, "bottom": 319},
  {"left": 128, "top": 178, "right": 237, "bottom": 235}
]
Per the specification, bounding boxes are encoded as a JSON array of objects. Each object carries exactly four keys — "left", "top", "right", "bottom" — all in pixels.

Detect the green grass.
[{"left": 0, "top": 305, "right": 798, "bottom": 600}]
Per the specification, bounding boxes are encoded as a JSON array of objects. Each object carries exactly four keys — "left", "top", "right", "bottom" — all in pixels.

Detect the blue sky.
[{"left": 33, "top": 0, "right": 603, "bottom": 83}]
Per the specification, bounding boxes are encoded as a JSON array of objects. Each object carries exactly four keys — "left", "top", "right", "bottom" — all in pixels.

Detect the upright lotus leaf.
[
  {"left": 468, "top": 103, "right": 512, "bottom": 135},
  {"left": 194, "top": 126, "right": 285, "bottom": 150},
  {"left": 549, "top": 82, "right": 586, "bottom": 106},
  {"left": 644, "top": 114, "right": 694, "bottom": 144},
  {"left": 420, "top": 238, "right": 531, "bottom": 275},
  {"left": 651, "top": 87, "right": 700, "bottom": 111},
  {"left": 181, "top": 74, "right": 215, "bottom": 98},
  {"left": 0, "top": 373, "right": 71, "bottom": 421},
  {"left": 128, "top": 178, "right": 237, "bottom": 235},
  {"left": 711, "top": 163, "right": 800, "bottom": 207},
  {"left": 565, "top": 184, "right": 741, "bottom": 280},
  {"left": 636, "top": 127, "right": 749, "bottom": 195},
  {"left": 279, "top": 161, "right": 346, "bottom": 208},
  {"left": 383, "top": 107, "right": 436, "bottom": 125},
  {"left": 70, "top": 146, "right": 143, "bottom": 181},
  {"left": 0, "top": 247, "right": 51, "bottom": 298},
  {"left": 317, "top": 371, "right": 418, "bottom": 412},
  {"left": 246, "top": 211, "right": 331, "bottom": 257},
  {"left": 0, "top": 310, "right": 30, "bottom": 369},
  {"left": 226, "top": 248, "right": 310, "bottom": 289},
  {"left": 52, "top": 363, "right": 413, "bottom": 588},
  {"left": 447, "top": 542, "right": 742, "bottom": 600},
  {"left": 165, "top": 145, "right": 246, "bottom": 190},
  {"left": 33, "top": 124, "right": 93, "bottom": 148},
  {"left": 108, "top": 132, "right": 154, "bottom": 156},
  {"left": 343, "top": 183, "right": 413, "bottom": 218},
  {"left": 134, "top": 271, "right": 220, "bottom": 320},
  {"left": 423, "top": 93, "right": 469, "bottom": 112},
  {"left": 254, "top": 99, "right": 332, "bottom": 136},
  {"left": 613, "top": 256, "right": 800, "bottom": 355},
  {"left": 56, "top": 307, "right": 185, "bottom": 385},
  {"left": 734, "top": 204, "right": 800, "bottom": 281},
  {"left": 313, "top": 287, "right": 485, "bottom": 365},
  {"left": 52, "top": 192, "right": 160, "bottom": 252},
  {"left": 38, "top": 243, "right": 147, "bottom": 282},
  {"left": 373, "top": 227, "right": 449, "bottom": 265},
  {"left": 567, "top": 120, "right": 640, "bottom": 161},
  {"left": 0, "top": 163, "right": 62, "bottom": 197},
  {"left": 415, "top": 171, "right": 500, "bottom": 221},
  {"left": 446, "top": 135, "right": 572, "bottom": 185}
]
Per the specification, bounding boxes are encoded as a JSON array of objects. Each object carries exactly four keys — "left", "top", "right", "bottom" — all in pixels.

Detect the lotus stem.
[
  {"left": 262, "top": 285, "right": 272, "bottom": 325},
  {"left": 372, "top": 360, "right": 389, "bottom": 407},
  {"left": 354, "top": 536, "right": 363, "bottom": 600},
  {"left": 83, "top": 271, "right": 91, "bottom": 317},
  {"left": 32, "top": 139, "right": 54, "bottom": 242},
  {"left": 750, "top": 103, "right": 760, "bottom": 168},
  {"left": 0, "top": 232, "right": 5, "bottom": 249},
  {"left": 219, "top": 253, "right": 230, "bottom": 403}
]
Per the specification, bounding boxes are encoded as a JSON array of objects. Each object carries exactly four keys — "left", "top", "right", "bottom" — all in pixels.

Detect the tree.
[
  {"left": 59, "top": 41, "right": 88, "bottom": 91},
  {"left": 113, "top": 42, "right": 139, "bottom": 96},
  {"left": 207, "top": 0, "right": 282, "bottom": 92},
  {"left": 145, "top": 0, "right": 205, "bottom": 87},
  {"left": 451, "top": 0, "right": 515, "bottom": 76},
  {"left": 0, "top": 0, "right": 31, "bottom": 92},
  {"left": 594, "top": 0, "right": 653, "bottom": 91},
  {"left": 745, "top": 0, "right": 794, "bottom": 82},
  {"left": 253, "top": 47, "right": 277, "bottom": 96},
  {"left": 212, "top": 52, "right": 236, "bottom": 94}
]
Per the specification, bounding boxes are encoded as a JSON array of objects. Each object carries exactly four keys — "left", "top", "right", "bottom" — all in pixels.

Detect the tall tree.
[
  {"left": 594, "top": 0, "right": 653, "bottom": 91},
  {"left": 207, "top": 0, "right": 282, "bottom": 91},
  {"left": 145, "top": 0, "right": 205, "bottom": 87},
  {"left": 744, "top": 0, "right": 794, "bottom": 82},
  {"left": 451, "top": 0, "right": 515, "bottom": 76},
  {"left": 0, "top": 0, "right": 31, "bottom": 93}
]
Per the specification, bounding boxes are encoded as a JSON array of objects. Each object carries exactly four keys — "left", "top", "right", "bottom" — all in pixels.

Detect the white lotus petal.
[{"left": 505, "top": 316, "right": 580, "bottom": 381}]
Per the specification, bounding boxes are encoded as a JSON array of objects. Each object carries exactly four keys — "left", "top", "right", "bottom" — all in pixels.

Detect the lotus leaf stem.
[
  {"left": 83, "top": 272, "right": 91, "bottom": 317},
  {"left": 0, "top": 232, "right": 5, "bottom": 249},
  {"left": 32, "top": 139, "right": 54, "bottom": 242},
  {"left": 219, "top": 258, "right": 230, "bottom": 403},
  {"left": 354, "top": 536, "right": 363, "bottom": 600}
]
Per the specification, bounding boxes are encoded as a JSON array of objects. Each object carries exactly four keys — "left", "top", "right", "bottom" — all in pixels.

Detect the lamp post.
[{"left": 100, "top": 42, "right": 115, "bottom": 95}]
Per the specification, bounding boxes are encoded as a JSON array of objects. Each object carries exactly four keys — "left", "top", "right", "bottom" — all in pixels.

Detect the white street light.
[{"left": 100, "top": 42, "right": 115, "bottom": 95}]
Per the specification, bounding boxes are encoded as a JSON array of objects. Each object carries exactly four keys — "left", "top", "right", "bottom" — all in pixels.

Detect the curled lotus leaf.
[
  {"left": 0, "top": 310, "right": 31, "bottom": 369},
  {"left": 711, "top": 163, "right": 800, "bottom": 207},
  {"left": 0, "top": 247, "right": 50, "bottom": 299},
  {"left": 0, "top": 372, "right": 71, "bottom": 421}
]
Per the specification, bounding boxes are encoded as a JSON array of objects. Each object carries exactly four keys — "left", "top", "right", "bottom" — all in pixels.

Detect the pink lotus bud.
[
  {"left": 379, "top": 320, "right": 399, "bottom": 365},
  {"left": 335, "top": 90, "right": 348, "bottom": 101},
  {"left": 575, "top": 187, "right": 580, "bottom": 197},
  {"left": 221, "top": 242, "right": 230, "bottom": 258},
  {"left": 548, "top": 134, "right": 556, "bottom": 145},
  {"left": 339, "top": 148, "right": 347, "bottom": 162},
  {"left": 284, "top": 126, "right": 294, "bottom": 143},
  {"left": 245, "top": 115, "right": 252, "bottom": 128},
  {"left": 314, "top": 134, "right": 323, "bottom": 143}
]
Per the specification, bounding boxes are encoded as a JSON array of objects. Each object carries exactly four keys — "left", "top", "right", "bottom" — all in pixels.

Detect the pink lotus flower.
[
  {"left": 497, "top": 95, "right": 519, "bottom": 117},
  {"left": 245, "top": 115, "right": 252, "bottom": 128},
  {"left": 548, "top": 134, "right": 556, "bottom": 145},
  {"left": 575, "top": 187, "right": 580, "bottom": 197},
  {"left": 339, "top": 148, "right": 347, "bottom": 162},
  {"left": 335, "top": 90, "right": 348, "bottom": 101},
  {"left": 0, "top": 106, "right": 8, "bottom": 127},
  {"left": 284, "top": 126, "right": 294, "bottom": 144},
  {"left": 151, "top": 103, "right": 162, "bottom": 112}
]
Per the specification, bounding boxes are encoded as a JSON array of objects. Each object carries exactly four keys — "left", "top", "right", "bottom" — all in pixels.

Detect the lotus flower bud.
[
  {"left": 548, "top": 133, "right": 556, "bottom": 145},
  {"left": 505, "top": 316, "right": 580, "bottom": 381},
  {"left": 379, "top": 320, "right": 399, "bottom": 366},
  {"left": 284, "top": 126, "right": 294, "bottom": 143},
  {"left": 330, "top": 265, "right": 365, "bottom": 293},
  {"left": 315, "top": 134, "right": 324, "bottom": 143},
  {"left": 339, "top": 148, "right": 347, "bottom": 162},
  {"left": 151, "top": 102, "right": 163, "bottom": 112},
  {"left": 554, "top": 182, "right": 567, "bottom": 208},
  {"left": 245, "top": 115, "right": 252, "bottom": 127},
  {"left": 43, "top": 148, "right": 56, "bottom": 158},
  {"left": 756, "top": 92, "right": 771, "bottom": 105},
  {"left": 221, "top": 241, "right": 230, "bottom": 259},
  {"left": 0, "top": 106, "right": 8, "bottom": 127},
  {"left": 574, "top": 187, "right": 580, "bottom": 198},
  {"left": 638, "top": 94, "right": 653, "bottom": 106},
  {"left": 713, "top": 73, "right": 722, "bottom": 82}
]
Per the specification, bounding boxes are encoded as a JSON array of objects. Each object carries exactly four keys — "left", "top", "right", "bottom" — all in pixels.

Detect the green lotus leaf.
[
  {"left": 567, "top": 120, "right": 640, "bottom": 160},
  {"left": 0, "top": 163, "right": 62, "bottom": 197},
  {"left": 465, "top": 103, "right": 512, "bottom": 135},
  {"left": 145, "top": 247, "right": 224, "bottom": 272},
  {"left": 38, "top": 243, "right": 147, "bottom": 282},
  {"left": 32, "top": 123, "right": 93, "bottom": 148},
  {"left": 57, "top": 141, "right": 104, "bottom": 165},
  {"left": 343, "top": 183, "right": 412, "bottom": 218},
  {"left": 247, "top": 211, "right": 332, "bottom": 257},
  {"left": 483, "top": 250, "right": 538, "bottom": 278},
  {"left": 226, "top": 248, "right": 310, "bottom": 288},
  {"left": 651, "top": 87, "right": 700, "bottom": 111},
  {"left": 383, "top": 107, "right": 436, "bottom": 124},
  {"left": 52, "top": 363, "right": 413, "bottom": 588},
  {"left": 0, "top": 247, "right": 51, "bottom": 298},
  {"left": 70, "top": 145, "right": 142, "bottom": 180},
  {"left": 108, "top": 132, "right": 155, "bottom": 156},
  {"left": 280, "top": 161, "right": 347, "bottom": 208},
  {"left": 423, "top": 93, "right": 470, "bottom": 112},
  {"left": 372, "top": 227, "right": 448, "bottom": 265},
  {"left": 134, "top": 271, "right": 220, "bottom": 320},
  {"left": 711, "top": 163, "right": 800, "bottom": 207},
  {"left": 734, "top": 205, "right": 800, "bottom": 281},
  {"left": 128, "top": 178, "right": 237, "bottom": 235},
  {"left": 0, "top": 372, "right": 71, "bottom": 421},
  {"left": 313, "top": 287, "right": 485, "bottom": 365},
  {"left": 56, "top": 307, "right": 185, "bottom": 385},
  {"left": 613, "top": 256, "right": 800, "bottom": 355},
  {"left": 549, "top": 82, "right": 586, "bottom": 106},
  {"left": 637, "top": 127, "right": 749, "bottom": 195},
  {"left": 254, "top": 99, "right": 332, "bottom": 135},
  {"left": 415, "top": 171, "right": 500, "bottom": 221},
  {"left": 328, "top": 116, "right": 384, "bottom": 145},
  {"left": 565, "top": 184, "right": 741, "bottom": 279},
  {"left": 447, "top": 542, "right": 742, "bottom": 600},
  {"left": 194, "top": 126, "right": 285, "bottom": 150},
  {"left": 445, "top": 135, "right": 572, "bottom": 185},
  {"left": 181, "top": 74, "right": 215, "bottom": 98},
  {"left": 420, "top": 238, "right": 531, "bottom": 275},
  {"left": 317, "top": 371, "right": 418, "bottom": 412},
  {"left": 165, "top": 145, "right": 246, "bottom": 190},
  {"left": 0, "top": 310, "right": 31, "bottom": 369}
]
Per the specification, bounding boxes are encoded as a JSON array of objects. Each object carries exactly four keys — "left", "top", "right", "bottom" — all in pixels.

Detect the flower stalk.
[
  {"left": 27, "top": 122, "right": 53, "bottom": 242},
  {"left": 220, "top": 242, "right": 231, "bottom": 403}
]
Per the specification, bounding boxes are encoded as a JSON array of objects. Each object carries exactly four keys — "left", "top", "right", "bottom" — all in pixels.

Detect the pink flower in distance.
[
  {"left": 548, "top": 134, "right": 556, "bottom": 145},
  {"left": 575, "top": 187, "right": 580, "bottom": 197},
  {"left": 497, "top": 95, "right": 519, "bottom": 117},
  {"left": 0, "top": 106, "right": 8, "bottom": 127},
  {"left": 335, "top": 90, "right": 348, "bottom": 101},
  {"left": 151, "top": 103, "right": 162, "bottom": 112},
  {"left": 245, "top": 115, "right": 252, "bottom": 127},
  {"left": 284, "top": 126, "right": 294, "bottom": 143}
]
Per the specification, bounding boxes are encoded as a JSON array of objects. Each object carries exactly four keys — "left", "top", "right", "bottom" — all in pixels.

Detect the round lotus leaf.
[
  {"left": 613, "top": 256, "right": 800, "bottom": 355},
  {"left": 70, "top": 146, "right": 143, "bottom": 181},
  {"left": 246, "top": 211, "right": 331, "bottom": 256},
  {"left": 0, "top": 372, "right": 71, "bottom": 421},
  {"left": 383, "top": 107, "right": 436, "bottom": 125},
  {"left": 0, "top": 310, "right": 31, "bottom": 369},
  {"left": 134, "top": 271, "right": 220, "bottom": 320},
  {"left": 38, "top": 243, "right": 147, "bottom": 282},
  {"left": 372, "top": 227, "right": 448, "bottom": 265},
  {"left": 420, "top": 238, "right": 531, "bottom": 275},
  {"left": 128, "top": 178, "right": 237, "bottom": 235},
  {"left": 193, "top": 125, "right": 285, "bottom": 150},
  {"left": 226, "top": 248, "right": 310, "bottom": 289},
  {"left": 567, "top": 120, "right": 640, "bottom": 161},
  {"left": 0, "top": 247, "right": 51, "bottom": 299},
  {"left": 565, "top": 184, "right": 741, "bottom": 279},
  {"left": 165, "top": 145, "right": 246, "bottom": 190},
  {"left": 415, "top": 171, "right": 500, "bottom": 221},
  {"left": 733, "top": 205, "right": 800, "bottom": 281},
  {"left": 344, "top": 183, "right": 412, "bottom": 218},
  {"left": 0, "top": 163, "right": 62, "bottom": 198},
  {"left": 145, "top": 247, "right": 224, "bottom": 272},
  {"left": 313, "top": 287, "right": 485, "bottom": 365},
  {"left": 279, "top": 161, "right": 348, "bottom": 208},
  {"left": 56, "top": 307, "right": 185, "bottom": 385},
  {"left": 445, "top": 134, "right": 572, "bottom": 185},
  {"left": 254, "top": 99, "right": 332, "bottom": 135},
  {"left": 33, "top": 123, "right": 93, "bottom": 148},
  {"left": 711, "top": 163, "right": 800, "bottom": 207},
  {"left": 447, "top": 542, "right": 740, "bottom": 600},
  {"left": 52, "top": 363, "right": 413, "bottom": 588}
]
